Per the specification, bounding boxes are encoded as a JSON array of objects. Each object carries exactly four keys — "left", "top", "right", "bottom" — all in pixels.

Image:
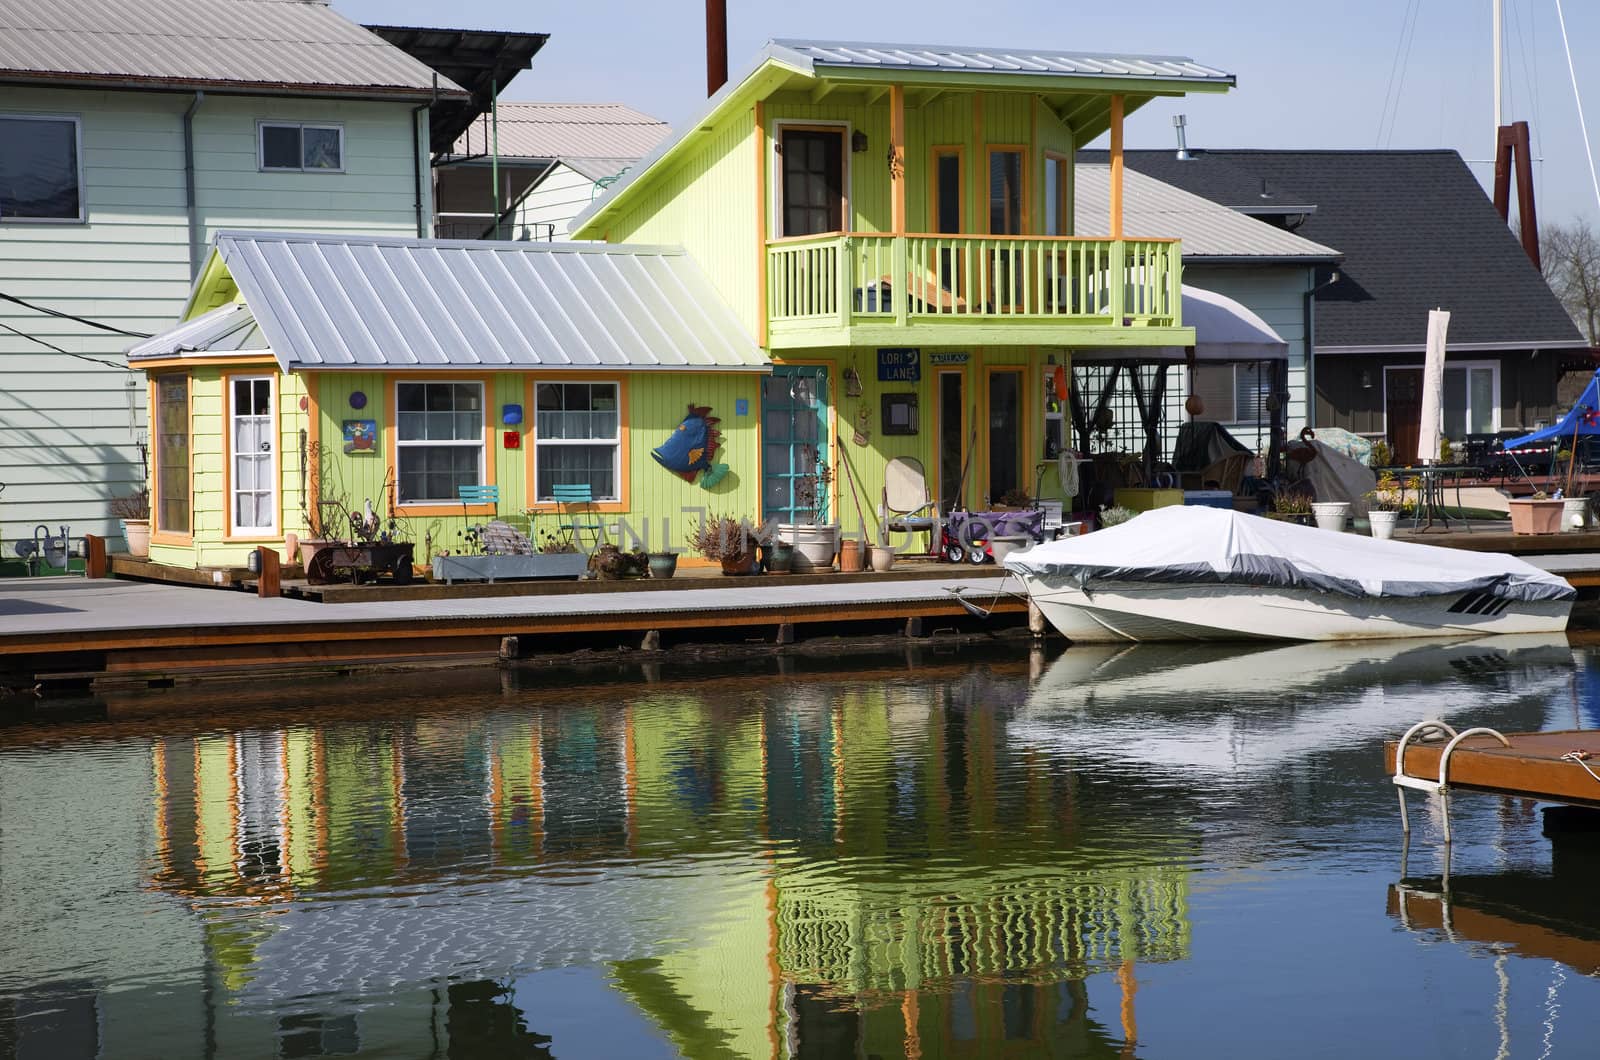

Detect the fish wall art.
[{"left": 652, "top": 404, "right": 723, "bottom": 483}]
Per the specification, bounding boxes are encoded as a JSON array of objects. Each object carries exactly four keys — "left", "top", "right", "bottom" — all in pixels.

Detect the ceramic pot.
[
  {"left": 648, "top": 552, "right": 678, "bottom": 579},
  {"left": 763, "top": 541, "right": 795, "bottom": 574},
  {"left": 123, "top": 518, "right": 150, "bottom": 558},
  {"left": 868, "top": 544, "right": 896, "bottom": 572},
  {"left": 1368, "top": 510, "right": 1400, "bottom": 540},
  {"left": 1509, "top": 498, "right": 1564, "bottom": 535},
  {"left": 838, "top": 538, "right": 863, "bottom": 573},
  {"left": 719, "top": 551, "right": 758, "bottom": 576},
  {"left": 1563, "top": 497, "right": 1590, "bottom": 532},
  {"left": 1311, "top": 502, "right": 1350, "bottom": 532},
  {"left": 779, "top": 523, "right": 840, "bottom": 572}
]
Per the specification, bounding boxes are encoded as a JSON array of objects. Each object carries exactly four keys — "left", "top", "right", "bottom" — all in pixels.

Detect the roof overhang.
[
  {"left": 365, "top": 25, "right": 550, "bottom": 153},
  {"left": 573, "top": 40, "right": 1233, "bottom": 239},
  {"left": 0, "top": 69, "right": 467, "bottom": 101}
]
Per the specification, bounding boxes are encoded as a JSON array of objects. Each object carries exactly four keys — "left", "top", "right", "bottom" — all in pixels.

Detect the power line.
[
  {"left": 0, "top": 290, "right": 152, "bottom": 338},
  {"left": 0, "top": 321, "right": 127, "bottom": 370}
]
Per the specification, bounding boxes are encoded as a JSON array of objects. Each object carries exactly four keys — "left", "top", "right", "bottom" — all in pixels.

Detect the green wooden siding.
[{"left": 1, "top": 86, "right": 425, "bottom": 544}]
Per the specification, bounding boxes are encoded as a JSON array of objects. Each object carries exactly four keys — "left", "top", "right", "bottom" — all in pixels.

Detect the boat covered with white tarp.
[{"left": 1002, "top": 506, "right": 1574, "bottom": 642}]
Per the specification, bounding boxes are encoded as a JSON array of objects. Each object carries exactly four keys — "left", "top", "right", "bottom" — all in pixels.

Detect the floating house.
[{"left": 131, "top": 37, "right": 1273, "bottom": 572}]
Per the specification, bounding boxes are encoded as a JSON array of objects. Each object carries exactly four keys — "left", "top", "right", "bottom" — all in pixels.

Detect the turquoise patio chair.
[
  {"left": 458, "top": 483, "right": 499, "bottom": 517},
  {"left": 550, "top": 482, "right": 606, "bottom": 551}
]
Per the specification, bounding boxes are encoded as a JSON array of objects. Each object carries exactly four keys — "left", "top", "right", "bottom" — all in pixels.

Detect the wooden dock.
[{"left": 1386, "top": 729, "right": 1600, "bottom": 809}]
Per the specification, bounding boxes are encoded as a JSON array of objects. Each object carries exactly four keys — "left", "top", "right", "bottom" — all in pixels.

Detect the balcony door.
[
  {"left": 987, "top": 368, "right": 1024, "bottom": 506},
  {"left": 779, "top": 127, "right": 846, "bottom": 237}
]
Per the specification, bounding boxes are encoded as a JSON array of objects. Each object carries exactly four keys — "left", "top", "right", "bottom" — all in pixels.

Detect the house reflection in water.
[{"left": 143, "top": 664, "right": 1195, "bottom": 1057}]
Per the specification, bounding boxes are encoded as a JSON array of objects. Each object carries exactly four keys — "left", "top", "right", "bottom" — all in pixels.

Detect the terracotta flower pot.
[
  {"left": 1509, "top": 498, "right": 1564, "bottom": 535},
  {"left": 298, "top": 538, "right": 332, "bottom": 568},
  {"left": 719, "top": 551, "right": 758, "bottom": 576}
]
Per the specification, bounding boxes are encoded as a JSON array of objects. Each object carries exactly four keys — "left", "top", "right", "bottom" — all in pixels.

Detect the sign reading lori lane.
[{"left": 877, "top": 347, "right": 921, "bottom": 382}]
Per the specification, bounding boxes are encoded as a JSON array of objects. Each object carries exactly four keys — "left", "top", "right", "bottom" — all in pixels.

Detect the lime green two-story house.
[{"left": 128, "top": 38, "right": 1234, "bottom": 572}]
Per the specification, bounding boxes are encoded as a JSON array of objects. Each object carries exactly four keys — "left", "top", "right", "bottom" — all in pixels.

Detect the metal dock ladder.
[{"left": 1392, "top": 719, "right": 1511, "bottom": 843}]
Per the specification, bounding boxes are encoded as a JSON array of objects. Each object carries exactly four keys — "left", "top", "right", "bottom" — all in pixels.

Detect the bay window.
[
  {"left": 535, "top": 382, "right": 620, "bottom": 501},
  {"left": 396, "top": 381, "right": 484, "bottom": 504}
]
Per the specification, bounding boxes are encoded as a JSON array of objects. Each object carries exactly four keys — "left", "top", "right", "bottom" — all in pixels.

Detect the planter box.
[
  {"left": 1509, "top": 498, "right": 1565, "bottom": 535},
  {"left": 1114, "top": 488, "right": 1183, "bottom": 512},
  {"left": 433, "top": 553, "right": 588, "bottom": 584}
]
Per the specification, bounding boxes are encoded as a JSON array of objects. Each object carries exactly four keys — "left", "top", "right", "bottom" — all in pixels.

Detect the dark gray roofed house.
[{"left": 1083, "top": 148, "right": 1587, "bottom": 453}]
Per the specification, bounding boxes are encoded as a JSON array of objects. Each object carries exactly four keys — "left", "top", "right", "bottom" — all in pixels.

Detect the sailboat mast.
[{"left": 1492, "top": 0, "right": 1503, "bottom": 145}]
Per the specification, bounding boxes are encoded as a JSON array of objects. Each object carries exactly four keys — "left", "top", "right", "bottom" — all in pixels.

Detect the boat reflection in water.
[
  {"left": 3, "top": 657, "right": 1199, "bottom": 1057},
  {"left": 1013, "top": 635, "right": 1576, "bottom": 775}
]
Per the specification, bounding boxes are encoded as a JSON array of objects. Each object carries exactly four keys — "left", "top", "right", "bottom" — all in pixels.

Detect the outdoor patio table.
[{"left": 1376, "top": 465, "right": 1475, "bottom": 531}]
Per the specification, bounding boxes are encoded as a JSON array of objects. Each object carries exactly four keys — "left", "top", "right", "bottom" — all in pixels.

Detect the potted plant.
[
  {"left": 779, "top": 445, "right": 840, "bottom": 572},
  {"left": 1267, "top": 489, "right": 1314, "bottom": 526},
  {"left": 1365, "top": 472, "right": 1403, "bottom": 540},
  {"left": 690, "top": 513, "right": 760, "bottom": 576},
  {"left": 110, "top": 487, "right": 151, "bottom": 558},
  {"left": 1097, "top": 505, "right": 1137, "bottom": 529},
  {"left": 1311, "top": 499, "right": 1350, "bottom": 532},
  {"left": 648, "top": 550, "right": 679, "bottom": 579},
  {"left": 1509, "top": 490, "right": 1566, "bottom": 534},
  {"left": 758, "top": 535, "right": 795, "bottom": 574}
]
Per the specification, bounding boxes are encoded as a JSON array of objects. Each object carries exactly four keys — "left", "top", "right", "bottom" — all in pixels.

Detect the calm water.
[{"left": 4, "top": 636, "right": 1600, "bottom": 1059}]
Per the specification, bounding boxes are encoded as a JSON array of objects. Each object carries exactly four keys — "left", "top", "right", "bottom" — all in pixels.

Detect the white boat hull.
[{"left": 1018, "top": 575, "right": 1572, "bottom": 642}]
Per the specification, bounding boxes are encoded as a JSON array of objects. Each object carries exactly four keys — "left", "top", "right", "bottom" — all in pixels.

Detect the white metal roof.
[
  {"left": 1075, "top": 165, "right": 1340, "bottom": 262},
  {"left": 772, "top": 39, "right": 1235, "bottom": 83},
  {"left": 0, "top": 0, "right": 466, "bottom": 98},
  {"left": 126, "top": 301, "right": 267, "bottom": 360},
  {"left": 192, "top": 231, "right": 766, "bottom": 373},
  {"left": 448, "top": 103, "right": 669, "bottom": 163}
]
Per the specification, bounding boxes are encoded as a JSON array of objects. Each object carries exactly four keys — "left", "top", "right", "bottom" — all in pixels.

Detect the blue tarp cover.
[{"left": 1502, "top": 368, "right": 1600, "bottom": 449}]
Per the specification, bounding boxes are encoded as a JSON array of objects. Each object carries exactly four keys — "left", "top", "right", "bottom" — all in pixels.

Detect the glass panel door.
[
  {"left": 762, "top": 365, "right": 830, "bottom": 523},
  {"left": 987, "top": 369, "right": 1023, "bottom": 506},
  {"left": 780, "top": 129, "right": 844, "bottom": 237},
  {"left": 231, "top": 377, "right": 276, "bottom": 532},
  {"left": 939, "top": 370, "right": 967, "bottom": 512}
]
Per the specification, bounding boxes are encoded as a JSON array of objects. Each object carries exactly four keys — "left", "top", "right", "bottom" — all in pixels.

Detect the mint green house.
[
  {"left": 0, "top": 0, "right": 545, "bottom": 547},
  {"left": 130, "top": 38, "right": 1240, "bottom": 573}
]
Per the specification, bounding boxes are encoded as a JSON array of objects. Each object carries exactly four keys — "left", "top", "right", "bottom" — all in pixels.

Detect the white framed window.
[
  {"left": 229, "top": 375, "right": 278, "bottom": 534},
  {"left": 1383, "top": 361, "right": 1501, "bottom": 438},
  {"left": 534, "top": 381, "right": 620, "bottom": 501},
  {"left": 0, "top": 113, "right": 84, "bottom": 222},
  {"left": 396, "top": 381, "right": 484, "bottom": 504},
  {"left": 1193, "top": 362, "right": 1274, "bottom": 424},
  {"left": 258, "top": 122, "right": 344, "bottom": 172}
]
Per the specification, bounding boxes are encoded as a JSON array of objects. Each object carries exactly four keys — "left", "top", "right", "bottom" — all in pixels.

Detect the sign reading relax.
[{"left": 877, "top": 347, "right": 921, "bottom": 382}]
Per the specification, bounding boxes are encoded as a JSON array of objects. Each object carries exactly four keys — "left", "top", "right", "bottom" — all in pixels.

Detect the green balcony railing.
[{"left": 766, "top": 232, "right": 1182, "bottom": 333}]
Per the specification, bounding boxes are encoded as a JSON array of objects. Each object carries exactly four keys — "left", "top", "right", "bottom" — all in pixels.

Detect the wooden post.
[
  {"left": 755, "top": 102, "right": 768, "bottom": 348},
  {"left": 1109, "top": 95, "right": 1125, "bottom": 240},
  {"left": 890, "top": 84, "right": 907, "bottom": 234},
  {"left": 256, "top": 546, "right": 280, "bottom": 598},
  {"left": 84, "top": 534, "right": 108, "bottom": 579}
]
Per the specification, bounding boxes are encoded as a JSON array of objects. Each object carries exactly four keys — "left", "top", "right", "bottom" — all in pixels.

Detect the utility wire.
[
  {"left": 0, "top": 291, "right": 152, "bottom": 338},
  {"left": 1554, "top": 0, "right": 1600, "bottom": 216},
  {"left": 0, "top": 320, "right": 127, "bottom": 370}
]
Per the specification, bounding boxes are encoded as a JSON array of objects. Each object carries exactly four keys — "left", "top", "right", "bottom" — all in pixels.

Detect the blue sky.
[{"left": 346, "top": 0, "right": 1600, "bottom": 227}]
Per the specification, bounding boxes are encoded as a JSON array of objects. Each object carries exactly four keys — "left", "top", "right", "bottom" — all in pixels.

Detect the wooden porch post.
[
  {"left": 890, "top": 84, "right": 907, "bottom": 233},
  {"left": 1109, "top": 94, "right": 1125, "bottom": 240},
  {"left": 755, "top": 102, "right": 768, "bottom": 348}
]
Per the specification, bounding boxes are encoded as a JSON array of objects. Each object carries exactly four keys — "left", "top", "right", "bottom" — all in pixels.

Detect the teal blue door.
[{"left": 762, "top": 365, "right": 830, "bottom": 523}]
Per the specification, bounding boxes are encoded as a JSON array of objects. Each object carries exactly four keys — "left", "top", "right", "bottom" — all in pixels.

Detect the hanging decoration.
[
  {"left": 843, "top": 363, "right": 863, "bottom": 397},
  {"left": 852, "top": 404, "right": 871, "bottom": 447},
  {"left": 652, "top": 404, "right": 723, "bottom": 482}
]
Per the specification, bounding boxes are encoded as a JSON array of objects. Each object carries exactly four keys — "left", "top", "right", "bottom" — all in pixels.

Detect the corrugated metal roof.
[
  {"left": 771, "top": 38, "right": 1235, "bottom": 84},
  {"left": 127, "top": 302, "right": 267, "bottom": 360},
  {"left": 0, "top": 0, "right": 467, "bottom": 97},
  {"left": 448, "top": 103, "right": 669, "bottom": 163},
  {"left": 198, "top": 231, "right": 766, "bottom": 373},
  {"left": 1074, "top": 165, "right": 1340, "bottom": 262}
]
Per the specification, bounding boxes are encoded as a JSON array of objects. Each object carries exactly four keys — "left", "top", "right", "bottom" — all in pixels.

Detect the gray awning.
[
  {"left": 1074, "top": 285, "right": 1289, "bottom": 364},
  {"left": 201, "top": 231, "right": 767, "bottom": 373}
]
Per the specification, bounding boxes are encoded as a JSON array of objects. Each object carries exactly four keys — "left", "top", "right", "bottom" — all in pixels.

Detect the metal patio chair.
[
  {"left": 550, "top": 482, "right": 607, "bottom": 551},
  {"left": 882, "top": 456, "right": 938, "bottom": 557}
]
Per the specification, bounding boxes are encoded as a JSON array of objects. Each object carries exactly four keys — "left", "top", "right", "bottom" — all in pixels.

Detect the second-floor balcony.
[{"left": 765, "top": 233, "right": 1184, "bottom": 349}]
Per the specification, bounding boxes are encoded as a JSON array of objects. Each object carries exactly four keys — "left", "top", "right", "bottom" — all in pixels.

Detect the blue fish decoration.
[{"left": 652, "top": 404, "right": 722, "bottom": 482}]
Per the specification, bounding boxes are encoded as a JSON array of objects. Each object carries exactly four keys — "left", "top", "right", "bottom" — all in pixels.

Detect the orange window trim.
[
  {"left": 220, "top": 370, "right": 283, "bottom": 542},
  {"left": 523, "top": 374, "right": 631, "bottom": 514},
  {"left": 150, "top": 372, "right": 194, "bottom": 545},
  {"left": 385, "top": 375, "right": 499, "bottom": 517},
  {"left": 929, "top": 145, "right": 966, "bottom": 234}
]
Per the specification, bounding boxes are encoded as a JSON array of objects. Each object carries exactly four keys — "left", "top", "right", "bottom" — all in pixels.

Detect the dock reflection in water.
[{"left": 4, "top": 637, "right": 1600, "bottom": 1057}]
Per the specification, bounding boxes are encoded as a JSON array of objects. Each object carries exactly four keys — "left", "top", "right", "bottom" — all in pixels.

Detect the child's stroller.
[{"left": 940, "top": 507, "right": 1045, "bottom": 564}]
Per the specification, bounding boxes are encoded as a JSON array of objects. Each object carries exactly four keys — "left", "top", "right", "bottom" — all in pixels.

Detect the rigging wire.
[
  {"left": 1376, "top": 0, "right": 1422, "bottom": 146},
  {"left": 1386, "top": 1, "right": 1424, "bottom": 148},
  {"left": 1554, "top": 0, "right": 1600, "bottom": 216},
  {"left": 0, "top": 290, "right": 152, "bottom": 338},
  {"left": 0, "top": 320, "right": 127, "bottom": 370}
]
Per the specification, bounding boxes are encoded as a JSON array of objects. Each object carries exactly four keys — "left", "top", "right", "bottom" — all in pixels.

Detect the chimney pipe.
[
  {"left": 1173, "top": 113, "right": 1191, "bottom": 160},
  {"left": 706, "top": 0, "right": 728, "bottom": 96}
]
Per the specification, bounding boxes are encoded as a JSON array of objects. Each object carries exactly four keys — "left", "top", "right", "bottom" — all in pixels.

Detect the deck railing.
[{"left": 766, "top": 232, "right": 1182, "bottom": 332}]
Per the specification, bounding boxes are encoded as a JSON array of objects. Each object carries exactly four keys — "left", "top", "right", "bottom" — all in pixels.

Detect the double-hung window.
[
  {"left": 155, "top": 375, "right": 191, "bottom": 534},
  {"left": 259, "top": 122, "right": 343, "bottom": 172},
  {"left": 535, "top": 382, "right": 620, "bottom": 501},
  {"left": 1193, "top": 362, "right": 1274, "bottom": 424},
  {"left": 396, "top": 382, "right": 484, "bottom": 505},
  {"left": 0, "top": 114, "right": 83, "bottom": 222}
]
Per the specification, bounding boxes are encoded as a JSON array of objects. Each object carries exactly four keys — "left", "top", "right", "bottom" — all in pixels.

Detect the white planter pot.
[
  {"left": 1368, "top": 509, "right": 1400, "bottom": 540},
  {"left": 779, "top": 523, "right": 840, "bottom": 572},
  {"left": 1563, "top": 497, "right": 1590, "bottom": 531},
  {"left": 122, "top": 518, "right": 150, "bottom": 558},
  {"left": 1311, "top": 502, "right": 1350, "bottom": 532},
  {"left": 989, "top": 535, "right": 1032, "bottom": 564}
]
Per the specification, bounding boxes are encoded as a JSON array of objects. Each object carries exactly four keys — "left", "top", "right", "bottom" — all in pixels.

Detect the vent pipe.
[
  {"left": 706, "top": 0, "right": 728, "bottom": 96},
  {"left": 1173, "top": 113, "right": 1191, "bottom": 160}
]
